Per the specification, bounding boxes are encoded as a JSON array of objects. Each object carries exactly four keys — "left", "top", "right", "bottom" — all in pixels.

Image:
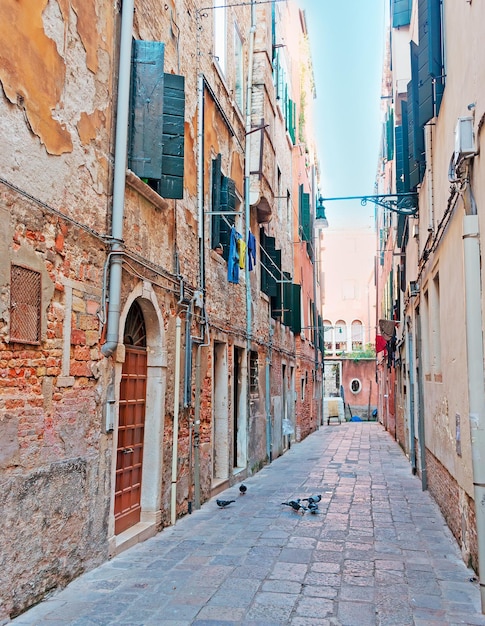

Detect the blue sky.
[{"left": 299, "top": 0, "right": 386, "bottom": 229}]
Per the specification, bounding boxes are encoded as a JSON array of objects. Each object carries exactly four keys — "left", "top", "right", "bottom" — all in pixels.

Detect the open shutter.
[
  {"left": 408, "top": 42, "right": 425, "bottom": 189},
  {"left": 291, "top": 284, "right": 301, "bottom": 334},
  {"left": 428, "top": 0, "right": 444, "bottom": 115},
  {"left": 299, "top": 185, "right": 311, "bottom": 242},
  {"left": 128, "top": 41, "right": 165, "bottom": 180},
  {"left": 160, "top": 73, "right": 185, "bottom": 199},
  {"left": 270, "top": 251, "right": 283, "bottom": 319},
  {"left": 392, "top": 0, "right": 412, "bottom": 27},
  {"left": 417, "top": 0, "right": 434, "bottom": 127}
]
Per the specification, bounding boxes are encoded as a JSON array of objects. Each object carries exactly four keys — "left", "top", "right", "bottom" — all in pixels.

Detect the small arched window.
[
  {"left": 351, "top": 320, "right": 364, "bottom": 351},
  {"left": 335, "top": 320, "right": 347, "bottom": 352}
]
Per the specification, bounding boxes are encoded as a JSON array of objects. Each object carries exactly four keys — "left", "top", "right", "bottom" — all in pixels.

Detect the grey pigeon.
[
  {"left": 282, "top": 499, "right": 307, "bottom": 512},
  {"left": 217, "top": 499, "right": 235, "bottom": 508},
  {"left": 307, "top": 502, "right": 319, "bottom": 514},
  {"left": 239, "top": 484, "right": 247, "bottom": 494},
  {"left": 303, "top": 494, "right": 322, "bottom": 504}
]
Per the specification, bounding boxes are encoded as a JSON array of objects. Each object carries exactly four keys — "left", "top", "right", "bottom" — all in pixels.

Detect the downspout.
[
  {"left": 407, "top": 323, "right": 417, "bottom": 473},
  {"left": 415, "top": 304, "right": 427, "bottom": 490},
  {"left": 244, "top": 1, "right": 256, "bottom": 353},
  {"left": 243, "top": 1, "right": 256, "bottom": 465},
  {"left": 462, "top": 188, "right": 485, "bottom": 611},
  {"left": 170, "top": 316, "right": 182, "bottom": 525},
  {"left": 266, "top": 326, "right": 273, "bottom": 462},
  {"left": 101, "top": 0, "right": 134, "bottom": 357},
  {"left": 193, "top": 322, "right": 210, "bottom": 510}
]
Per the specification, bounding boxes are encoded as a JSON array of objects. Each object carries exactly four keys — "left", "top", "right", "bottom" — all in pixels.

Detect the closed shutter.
[
  {"left": 160, "top": 73, "right": 185, "bottom": 199},
  {"left": 211, "top": 155, "right": 222, "bottom": 250},
  {"left": 128, "top": 40, "right": 165, "bottom": 180}
]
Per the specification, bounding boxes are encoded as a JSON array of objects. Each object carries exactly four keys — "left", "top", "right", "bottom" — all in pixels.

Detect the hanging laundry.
[
  {"left": 247, "top": 231, "right": 256, "bottom": 271},
  {"left": 238, "top": 238, "right": 247, "bottom": 269},
  {"left": 227, "top": 226, "right": 241, "bottom": 283}
]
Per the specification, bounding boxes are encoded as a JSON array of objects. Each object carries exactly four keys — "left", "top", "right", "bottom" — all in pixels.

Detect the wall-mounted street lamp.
[
  {"left": 318, "top": 192, "right": 418, "bottom": 216},
  {"left": 315, "top": 195, "right": 329, "bottom": 229}
]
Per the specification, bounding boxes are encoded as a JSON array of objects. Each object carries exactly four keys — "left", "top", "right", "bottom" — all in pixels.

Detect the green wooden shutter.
[
  {"left": 417, "top": 0, "right": 444, "bottom": 126},
  {"left": 128, "top": 40, "right": 165, "bottom": 180},
  {"left": 408, "top": 42, "right": 425, "bottom": 189},
  {"left": 396, "top": 102, "right": 410, "bottom": 195},
  {"left": 211, "top": 155, "right": 222, "bottom": 249},
  {"left": 291, "top": 283, "right": 301, "bottom": 334},
  {"left": 160, "top": 73, "right": 185, "bottom": 199},
  {"left": 428, "top": 0, "right": 444, "bottom": 115},
  {"left": 392, "top": 0, "right": 412, "bottom": 27},
  {"left": 417, "top": 0, "right": 434, "bottom": 127},
  {"left": 386, "top": 108, "right": 394, "bottom": 162},
  {"left": 299, "top": 185, "right": 311, "bottom": 242},
  {"left": 218, "top": 176, "right": 236, "bottom": 259}
]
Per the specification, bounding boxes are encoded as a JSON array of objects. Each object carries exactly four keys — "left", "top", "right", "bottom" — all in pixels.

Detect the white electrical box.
[{"left": 454, "top": 116, "right": 475, "bottom": 163}]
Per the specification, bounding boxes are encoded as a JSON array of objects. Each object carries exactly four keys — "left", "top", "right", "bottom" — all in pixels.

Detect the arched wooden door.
[{"left": 114, "top": 301, "right": 147, "bottom": 534}]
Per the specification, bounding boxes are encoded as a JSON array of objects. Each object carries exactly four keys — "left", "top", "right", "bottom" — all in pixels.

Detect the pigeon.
[
  {"left": 281, "top": 499, "right": 307, "bottom": 512},
  {"left": 302, "top": 494, "right": 322, "bottom": 504},
  {"left": 216, "top": 499, "right": 235, "bottom": 508},
  {"left": 239, "top": 484, "right": 247, "bottom": 495},
  {"left": 307, "top": 502, "right": 319, "bottom": 514}
]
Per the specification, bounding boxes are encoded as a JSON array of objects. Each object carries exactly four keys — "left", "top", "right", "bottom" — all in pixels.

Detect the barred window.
[
  {"left": 249, "top": 351, "right": 259, "bottom": 395},
  {"left": 10, "top": 264, "right": 41, "bottom": 344}
]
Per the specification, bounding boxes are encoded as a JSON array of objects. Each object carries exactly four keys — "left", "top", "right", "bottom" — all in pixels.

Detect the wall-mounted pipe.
[
  {"left": 101, "top": 0, "right": 134, "bottom": 357},
  {"left": 170, "top": 316, "right": 182, "bottom": 525},
  {"left": 463, "top": 213, "right": 485, "bottom": 612}
]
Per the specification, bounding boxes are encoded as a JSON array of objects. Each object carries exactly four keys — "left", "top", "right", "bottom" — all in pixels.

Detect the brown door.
[{"left": 115, "top": 302, "right": 147, "bottom": 534}]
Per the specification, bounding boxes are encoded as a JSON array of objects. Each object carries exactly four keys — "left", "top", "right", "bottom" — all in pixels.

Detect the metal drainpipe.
[
  {"left": 244, "top": 3, "right": 256, "bottom": 463},
  {"left": 266, "top": 325, "right": 273, "bottom": 462},
  {"left": 193, "top": 323, "right": 210, "bottom": 510},
  {"left": 170, "top": 316, "right": 182, "bottom": 525},
  {"left": 407, "top": 325, "right": 417, "bottom": 474},
  {"left": 101, "top": 0, "right": 134, "bottom": 357},
  {"left": 463, "top": 206, "right": 485, "bottom": 611},
  {"left": 244, "top": 2, "right": 256, "bottom": 351}
]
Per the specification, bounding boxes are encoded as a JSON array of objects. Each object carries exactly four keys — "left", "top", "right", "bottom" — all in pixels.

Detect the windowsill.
[{"left": 126, "top": 170, "right": 169, "bottom": 211}]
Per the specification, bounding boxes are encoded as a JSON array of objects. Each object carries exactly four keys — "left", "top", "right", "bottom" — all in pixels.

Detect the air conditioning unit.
[{"left": 454, "top": 116, "right": 476, "bottom": 164}]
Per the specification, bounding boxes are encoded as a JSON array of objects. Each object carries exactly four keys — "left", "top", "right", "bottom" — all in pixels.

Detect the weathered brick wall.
[
  {"left": 425, "top": 448, "right": 478, "bottom": 572},
  {"left": 0, "top": 196, "right": 110, "bottom": 620}
]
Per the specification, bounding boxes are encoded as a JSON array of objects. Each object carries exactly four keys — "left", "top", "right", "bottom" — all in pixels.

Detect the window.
[
  {"left": 335, "top": 320, "right": 347, "bottom": 353},
  {"left": 213, "top": 0, "right": 226, "bottom": 75},
  {"left": 211, "top": 154, "right": 237, "bottom": 260},
  {"left": 350, "top": 378, "right": 362, "bottom": 394},
  {"left": 10, "top": 264, "right": 41, "bottom": 344},
  {"left": 250, "top": 351, "right": 259, "bottom": 395},
  {"left": 351, "top": 320, "right": 364, "bottom": 351},
  {"left": 128, "top": 40, "right": 185, "bottom": 199},
  {"left": 323, "top": 320, "right": 333, "bottom": 353},
  {"left": 234, "top": 26, "right": 243, "bottom": 111}
]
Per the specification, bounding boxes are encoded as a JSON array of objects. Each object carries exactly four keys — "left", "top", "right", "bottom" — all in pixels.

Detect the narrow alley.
[{"left": 10, "top": 422, "right": 485, "bottom": 626}]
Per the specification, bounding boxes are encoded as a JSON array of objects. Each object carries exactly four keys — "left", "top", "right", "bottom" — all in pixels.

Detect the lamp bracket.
[{"left": 321, "top": 193, "right": 418, "bottom": 216}]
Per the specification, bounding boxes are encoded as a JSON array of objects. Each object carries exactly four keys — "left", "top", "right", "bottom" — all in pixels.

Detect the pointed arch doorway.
[{"left": 114, "top": 300, "right": 147, "bottom": 534}]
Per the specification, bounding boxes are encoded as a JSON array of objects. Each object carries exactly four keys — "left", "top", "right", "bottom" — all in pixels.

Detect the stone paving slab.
[{"left": 9, "top": 422, "right": 485, "bottom": 625}]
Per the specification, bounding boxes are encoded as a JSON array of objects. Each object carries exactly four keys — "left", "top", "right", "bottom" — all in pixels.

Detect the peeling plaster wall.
[{"left": 0, "top": 0, "right": 113, "bottom": 235}]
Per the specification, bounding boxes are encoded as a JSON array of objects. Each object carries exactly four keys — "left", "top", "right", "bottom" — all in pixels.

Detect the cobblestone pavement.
[{"left": 11, "top": 422, "right": 485, "bottom": 625}]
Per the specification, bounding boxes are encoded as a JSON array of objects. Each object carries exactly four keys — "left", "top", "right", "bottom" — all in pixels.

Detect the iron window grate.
[{"left": 10, "top": 264, "right": 41, "bottom": 345}]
